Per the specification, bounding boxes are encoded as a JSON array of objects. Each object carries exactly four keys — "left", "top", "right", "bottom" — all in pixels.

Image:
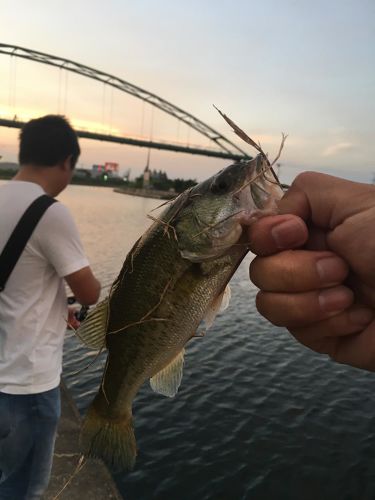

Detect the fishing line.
[
  {"left": 63, "top": 70, "right": 69, "bottom": 115},
  {"left": 8, "top": 55, "right": 17, "bottom": 115},
  {"left": 70, "top": 346, "right": 106, "bottom": 376},
  {"left": 51, "top": 455, "right": 86, "bottom": 500},
  {"left": 8, "top": 55, "right": 13, "bottom": 112},
  {"left": 57, "top": 67, "right": 62, "bottom": 114},
  {"left": 192, "top": 210, "right": 245, "bottom": 238},
  {"left": 109, "top": 85, "right": 114, "bottom": 133},
  {"left": 101, "top": 82, "right": 106, "bottom": 130},
  {"left": 149, "top": 105, "right": 154, "bottom": 141},
  {"left": 107, "top": 278, "right": 172, "bottom": 336}
]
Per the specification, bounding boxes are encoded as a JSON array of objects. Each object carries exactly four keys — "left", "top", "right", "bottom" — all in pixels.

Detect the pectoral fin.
[
  {"left": 75, "top": 298, "right": 108, "bottom": 350},
  {"left": 203, "top": 284, "right": 231, "bottom": 329},
  {"left": 150, "top": 349, "right": 185, "bottom": 398}
]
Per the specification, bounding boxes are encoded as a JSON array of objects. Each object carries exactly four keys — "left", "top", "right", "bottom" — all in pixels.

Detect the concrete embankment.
[
  {"left": 43, "top": 381, "right": 121, "bottom": 500},
  {"left": 114, "top": 186, "right": 175, "bottom": 200}
]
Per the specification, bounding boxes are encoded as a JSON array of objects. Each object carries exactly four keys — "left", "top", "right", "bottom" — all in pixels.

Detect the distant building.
[
  {"left": 91, "top": 162, "right": 120, "bottom": 179},
  {"left": 143, "top": 165, "right": 151, "bottom": 187}
]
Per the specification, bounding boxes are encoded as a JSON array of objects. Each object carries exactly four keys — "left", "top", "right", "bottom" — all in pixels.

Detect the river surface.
[{"left": 54, "top": 185, "right": 375, "bottom": 500}]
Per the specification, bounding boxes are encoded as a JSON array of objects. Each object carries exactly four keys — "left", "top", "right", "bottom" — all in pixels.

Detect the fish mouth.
[
  {"left": 180, "top": 207, "right": 245, "bottom": 262},
  {"left": 211, "top": 215, "right": 243, "bottom": 243},
  {"left": 179, "top": 155, "right": 283, "bottom": 262},
  {"left": 192, "top": 159, "right": 263, "bottom": 252},
  {"left": 210, "top": 221, "right": 244, "bottom": 256},
  {"left": 241, "top": 155, "right": 268, "bottom": 188},
  {"left": 237, "top": 155, "right": 284, "bottom": 215}
]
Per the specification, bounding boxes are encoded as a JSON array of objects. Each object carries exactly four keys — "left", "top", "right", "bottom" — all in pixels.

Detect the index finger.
[
  {"left": 246, "top": 214, "right": 308, "bottom": 256},
  {"left": 278, "top": 171, "right": 375, "bottom": 228}
]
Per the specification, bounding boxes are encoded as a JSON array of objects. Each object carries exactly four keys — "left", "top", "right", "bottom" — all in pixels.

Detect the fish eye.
[{"left": 211, "top": 179, "right": 228, "bottom": 194}]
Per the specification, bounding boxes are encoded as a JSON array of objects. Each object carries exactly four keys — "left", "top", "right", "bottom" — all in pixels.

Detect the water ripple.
[{"left": 59, "top": 187, "right": 375, "bottom": 500}]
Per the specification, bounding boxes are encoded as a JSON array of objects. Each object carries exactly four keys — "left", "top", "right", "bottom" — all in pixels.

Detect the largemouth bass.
[{"left": 77, "top": 154, "right": 283, "bottom": 471}]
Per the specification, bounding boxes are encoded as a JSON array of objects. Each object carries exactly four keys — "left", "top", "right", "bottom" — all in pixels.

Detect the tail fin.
[{"left": 80, "top": 398, "right": 137, "bottom": 472}]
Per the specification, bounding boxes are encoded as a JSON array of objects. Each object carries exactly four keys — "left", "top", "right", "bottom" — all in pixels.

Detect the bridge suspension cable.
[{"left": 0, "top": 43, "right": 249, "bottom": 161}]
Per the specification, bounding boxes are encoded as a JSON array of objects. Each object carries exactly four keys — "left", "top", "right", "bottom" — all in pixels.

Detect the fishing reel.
[{"left": 67, "top": 296, "right": 89, "bottom": 321}]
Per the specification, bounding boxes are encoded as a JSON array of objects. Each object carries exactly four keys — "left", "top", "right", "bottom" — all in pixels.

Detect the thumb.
[{"left": 279, "top": 172, "right": 375, "bottom": 228}]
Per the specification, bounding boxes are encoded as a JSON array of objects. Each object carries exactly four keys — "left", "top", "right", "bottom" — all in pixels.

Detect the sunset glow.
[{"left": 0, "top": 1, "right": 374, "bottom": 183}]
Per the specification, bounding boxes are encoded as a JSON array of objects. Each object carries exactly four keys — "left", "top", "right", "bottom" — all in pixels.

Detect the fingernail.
[
  {"left": 316, "top": 257, "right": 345, "bottom": 285},
  {"left": 349, "top": 308, "right": 374, "bottom": 326},
  {"left": 318, "top": 287, "right": 353, "bottom": 312},
  {"left": 271, "top": 219, "right": 306, "bottom": 249}
]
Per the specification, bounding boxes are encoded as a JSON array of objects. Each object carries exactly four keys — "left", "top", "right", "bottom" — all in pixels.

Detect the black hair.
[{"left": 19, "top": 115, "right": 80, "bottom": 168}]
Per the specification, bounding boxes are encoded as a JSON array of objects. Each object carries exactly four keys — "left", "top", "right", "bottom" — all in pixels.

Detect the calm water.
[{"left": 55, "top": 185, "right": 375, "bottom": 500}]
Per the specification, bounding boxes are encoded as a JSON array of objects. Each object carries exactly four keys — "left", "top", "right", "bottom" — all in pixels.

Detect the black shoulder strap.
[{"left": 0, "top": 194, "right": 58, "bottom": 291}]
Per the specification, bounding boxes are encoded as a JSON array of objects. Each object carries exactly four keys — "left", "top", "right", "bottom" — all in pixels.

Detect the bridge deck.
[{"left": 0, "top": 118, "right": 249, "bottom": 161}]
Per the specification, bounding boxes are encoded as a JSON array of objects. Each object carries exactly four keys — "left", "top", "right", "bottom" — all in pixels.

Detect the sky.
[{"left": 0, "top": 0, "right": 374, "bottom": 184}]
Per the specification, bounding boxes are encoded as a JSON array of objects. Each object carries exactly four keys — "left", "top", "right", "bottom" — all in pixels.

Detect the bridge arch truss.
[{"left": 0, "top": 43, "right": 249, "bottom": 161}]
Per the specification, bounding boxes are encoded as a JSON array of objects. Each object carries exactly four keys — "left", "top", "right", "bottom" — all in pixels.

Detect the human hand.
[
  {"left": 247, "top": 172, "right": 375, "bottom": 371},
  {"left": 67, "top": 306, "right": 81, "bottom": 330}
]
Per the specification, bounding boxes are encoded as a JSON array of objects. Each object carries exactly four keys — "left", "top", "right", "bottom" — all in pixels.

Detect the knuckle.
[
  {"left": 255, "top": 291, "right": 266, "bottom": 315},
  {"left": 256, "top": 289, "right": 326, "bottom": 328},
  {"left": 250, "top": 256, "right": 274, "bottom": 289},
  {"left": 249, "top": 258, "right": 260, "bottom": 286},
  {"left": 279, "top": 252, "right": 301, "bottom": 290},
  {"left": 292, "top": 171, "right": 320, "bottom": 189},
  {"left": 255, "top": 292, "right": 279, "bottom": 324},
  {"left": 281, "top": 294, "right": 308, "bottom": 326},
  {"left": 251, "top": 251, "right": 304, "bottom": 292}
]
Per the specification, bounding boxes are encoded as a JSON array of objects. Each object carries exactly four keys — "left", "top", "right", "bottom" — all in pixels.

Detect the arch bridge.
[{"left": 0, "top": 44, "right": 250, "bottom": 162}]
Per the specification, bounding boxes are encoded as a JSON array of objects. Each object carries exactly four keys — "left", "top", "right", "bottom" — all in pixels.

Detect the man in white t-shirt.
[{"left": 0, "top": 115, "right": 101, "bottom": 499}]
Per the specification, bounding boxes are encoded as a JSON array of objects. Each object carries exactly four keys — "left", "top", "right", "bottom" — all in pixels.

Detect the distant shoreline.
[
  {"left": 0, "top": 170, "right": 125, "bottom": 188},
  {"left": 113, "top": 187, "right": 175, "bottom": 200},
  {"left": 0, "top": 171, "right": 176, "bottom": 200}
]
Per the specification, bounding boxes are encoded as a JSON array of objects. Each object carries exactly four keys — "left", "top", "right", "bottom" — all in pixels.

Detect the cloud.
[{"left": 322, "top": 142, "right": 355, "bottom": 157}]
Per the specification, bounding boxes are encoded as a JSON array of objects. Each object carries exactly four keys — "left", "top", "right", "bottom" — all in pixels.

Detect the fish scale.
[{"left": 104, "top": 226, "right": 241, "bottom": 405}]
